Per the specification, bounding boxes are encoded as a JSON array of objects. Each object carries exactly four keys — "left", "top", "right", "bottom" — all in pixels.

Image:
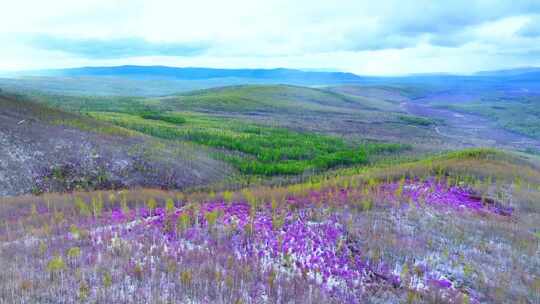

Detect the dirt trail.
[{"left": 401, "top": 101, "right": 540, "bottom": 151}]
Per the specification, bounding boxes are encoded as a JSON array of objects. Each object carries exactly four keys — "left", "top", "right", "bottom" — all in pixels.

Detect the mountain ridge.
[{"left": 18, "top": 65, "right": 365, "bottom": 83}]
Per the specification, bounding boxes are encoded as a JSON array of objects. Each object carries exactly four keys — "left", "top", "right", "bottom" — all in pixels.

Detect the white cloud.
[
  {"left": 518, "top": 14, "right": 540, "bottom": 37},
  {"left": 1, "top": 0, "right": 540, "bottom": 74}
]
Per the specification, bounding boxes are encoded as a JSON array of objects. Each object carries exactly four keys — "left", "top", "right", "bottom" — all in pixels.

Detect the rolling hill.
[
  {"left": 17, "top": 84, "right": 441, "bottom": 150},
  {"left": 159, "top": 84, "right": 395, "bottom": 113}
]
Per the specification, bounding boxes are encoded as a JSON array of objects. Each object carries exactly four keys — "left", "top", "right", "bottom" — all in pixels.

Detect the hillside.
[
  {"left": 157, "top": 85, "right": 447, "bottom": 149},
  {"left": 16, "top": 84, "right": 443, "bottom": 152},
  {"left": 1, "top": 148, "right": 538, "bottom": 303},
  {"left": 0, "top": 93, "right": 230, "bottom": 196},
  {"left": 160, "top": 84, "right": 394, "bottom": 113}
]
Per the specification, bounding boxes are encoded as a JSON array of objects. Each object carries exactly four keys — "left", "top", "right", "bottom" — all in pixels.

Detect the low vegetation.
[
  {"left": 162, "top": 85, "right": 367, "bottom": 113},
  {"left": 398, "top": 114, "right": 435, "bottom": 126},
  {"left": 438, "top": 97, "right": 540, "bottom": 139},
  {"left": 0, "top": 92, "right": 231, "bottom": 196},
  {"left": 138, "top": 111, "right": 187, "bottom": 125},
  {"left": 0, "top": 149, "right": 538, "bottom": 303},
  {"left": 89, "top": 111, "right": 405, "bottom": 176}
]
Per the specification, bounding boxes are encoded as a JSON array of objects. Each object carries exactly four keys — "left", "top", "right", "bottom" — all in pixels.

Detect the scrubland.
[{"left": 1, "top": 149, "right": 538, "bottom": 303}]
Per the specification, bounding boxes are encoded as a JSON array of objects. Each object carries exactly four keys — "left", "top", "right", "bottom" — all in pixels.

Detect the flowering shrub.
[{"left": 0, "top": 177, "right": 535, "bottom": 303}]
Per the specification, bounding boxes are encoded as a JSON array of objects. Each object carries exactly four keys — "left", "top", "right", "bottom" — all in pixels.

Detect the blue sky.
[{"left": 1, "top": 0, "right": 540, "bottom": 75}]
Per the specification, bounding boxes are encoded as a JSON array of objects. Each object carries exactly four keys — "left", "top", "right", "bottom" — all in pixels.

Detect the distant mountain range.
[
  {"left": 10, "top": 65, "right": 540, "bottom": 82},
  {"left": 2, "top": 65, "right": 538, "bottom": 97},
  {"left": 475, "top": 67, "right": 540, "bottom": 77},
  {"left": 20, "top": 66, "right": 365, "bottom": 84}
]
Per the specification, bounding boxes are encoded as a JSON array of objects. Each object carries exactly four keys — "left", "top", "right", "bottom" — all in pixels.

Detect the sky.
[{"left": 1, "top": 0, "right": 540, "bottom": 75}]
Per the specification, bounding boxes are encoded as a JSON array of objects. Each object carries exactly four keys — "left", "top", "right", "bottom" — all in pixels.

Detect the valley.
[{"left": 403, "top": 99, "right": 540, "bottom": 151}]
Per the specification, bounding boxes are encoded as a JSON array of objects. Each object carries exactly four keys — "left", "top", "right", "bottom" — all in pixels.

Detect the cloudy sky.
[{"left": 1, "top": 0, "right": 540, "bottom": 75}]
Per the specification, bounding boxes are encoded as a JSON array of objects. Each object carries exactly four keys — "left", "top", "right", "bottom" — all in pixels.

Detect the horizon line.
[{"left": 2, "top": 64, "right": 539, "bottom": 78}]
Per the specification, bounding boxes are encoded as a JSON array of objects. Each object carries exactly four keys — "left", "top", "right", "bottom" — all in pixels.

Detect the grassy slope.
[
  {"left": 157, "top": 85, "right": 444, "bottom": 151},
  {"left": 88, "top": 111, "right": 406, "bottom": 176},
  {"left": 7, "top": 85, "right": 441, "bottom": 149},
  {"left": 0, "top": 93, "right": 231, "bottom": 195},
  {"left": 7, "top": 85, "right": 434, "bottom": 176},
  {"left": 14, "top": 85, "right": 401, "bottom": 118},
  {"left": 6, "top": 84, "right": 395, "bottom": 114},
  {"left": 158, "top": 85, "right": 401, "bottom": 114},
  {"left": 325, "top": 85, "right": 407, "bottom": 110}
]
